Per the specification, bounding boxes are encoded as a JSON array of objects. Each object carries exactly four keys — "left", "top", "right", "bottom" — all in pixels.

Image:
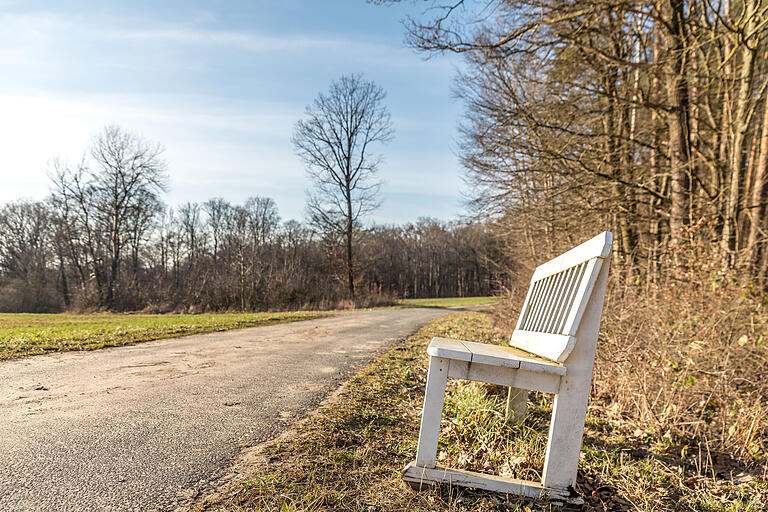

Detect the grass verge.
[
  {"left": 397, "top": 296, "right": 497, "bottom": 308},
  {"left": 0, "top": 311, "right": 324, "bottom": 360},
  {"left": 193, "top": 311, "right": 766, "bottom": 512}
]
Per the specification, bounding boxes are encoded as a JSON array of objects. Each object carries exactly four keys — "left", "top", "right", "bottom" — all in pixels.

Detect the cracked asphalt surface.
[{"left": 0, "top": 307, "right": 452, "bottom": 511}]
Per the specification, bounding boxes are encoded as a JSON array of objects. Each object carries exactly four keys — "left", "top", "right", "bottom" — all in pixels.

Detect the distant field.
[
  {"left": 0, "top": 311, "right": 324, "bottom": 360},
  {"left": 397, "top": 296, "right": 497, "bottom": 308}
]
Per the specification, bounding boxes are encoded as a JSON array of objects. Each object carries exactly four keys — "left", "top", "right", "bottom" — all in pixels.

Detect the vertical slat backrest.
[{"left": 511, "top": 232, "right": 613, "bottom": 362}]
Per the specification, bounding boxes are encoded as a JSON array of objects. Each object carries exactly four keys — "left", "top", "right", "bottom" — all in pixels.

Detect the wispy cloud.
[
  {"left": 0, "top": 2, "right": 465, "bottom": 223},
  {"left": 113, "top": 26, "right": 348, "bottom": 53}
]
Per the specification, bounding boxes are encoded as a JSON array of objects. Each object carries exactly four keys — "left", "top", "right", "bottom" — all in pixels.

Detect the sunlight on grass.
[
  {"left": 397, "top": 296, "right": 497, "bottom": 308},
  {"left": 192, "top": 311, "right": 768, "bottom": 512},
  {"left": 0, "top": 311, "right": 324, "bottom": 359}
]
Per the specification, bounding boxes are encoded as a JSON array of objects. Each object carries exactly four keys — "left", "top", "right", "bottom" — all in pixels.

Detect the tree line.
[
  {"left": 0, "top": 127, "right": 505, "bottom": 313},
  {"left": 385, "top": 0, "right": 768, "bottom": 283}
]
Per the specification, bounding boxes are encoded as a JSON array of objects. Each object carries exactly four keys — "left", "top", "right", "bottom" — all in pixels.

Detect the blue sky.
[{"left": 0, "top": 0, "right": 466, "bottom": 224}]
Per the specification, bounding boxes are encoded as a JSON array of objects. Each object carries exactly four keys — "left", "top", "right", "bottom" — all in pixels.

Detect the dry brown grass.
[
  {"left": 194, "top": 307, "right": 766, "bottom": 512},
  {"left": 491, "top": 229, "right": 768, "bottom": 474}
]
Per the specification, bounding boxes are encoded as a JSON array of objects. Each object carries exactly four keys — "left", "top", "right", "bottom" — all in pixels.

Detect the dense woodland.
[
  {"left": 395, "top": 0, "right": 768, "bottom": 280},
  {"left": 0, "top": 127, "right": 505, "bottom": 312}
]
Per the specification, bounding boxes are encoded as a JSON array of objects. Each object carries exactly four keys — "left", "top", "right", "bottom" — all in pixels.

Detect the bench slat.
[
  {"left": 543, "top": 270, "right": 568, "bottom": 332},
  {"left": 562, "top": 258, "right": 602, "bottom": 336},
  {"left": 510, "top": 330, "right": 576, "bottom": 363},
  {"left": 516, "top": 279, "right": 539, "bottom": 331},
  {"left": 462, "top": 340, "right": 566, "bottom": 375},
  {"left": 531, "top": 231, "right": 612, "bottom": 282},
  {"left": 548, "top": 265, "right": 577, "bottom": 333},
  {"left": 555, "top": 262, "right": 585, "bottom": 334},
  {"left": 426, "top": 337, "right": 472, "bottom": 362},
  {"left": 530, "top": 274, "right": 552, "bottom": 332},
  {"left": 428, "top": 337, "right": 566, "bottom": 376}
]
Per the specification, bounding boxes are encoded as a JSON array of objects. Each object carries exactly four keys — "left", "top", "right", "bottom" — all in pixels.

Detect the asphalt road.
[{"left": 0, "top": 307, "right": 453, "bottom": 511}]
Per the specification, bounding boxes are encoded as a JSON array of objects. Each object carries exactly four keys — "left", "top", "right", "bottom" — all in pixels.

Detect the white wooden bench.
[{"left": 402, "top": 232, "right": 613, "bottom": 503}]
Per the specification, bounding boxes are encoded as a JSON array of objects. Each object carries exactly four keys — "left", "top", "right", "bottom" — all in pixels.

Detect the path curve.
[{"left": 0, "top": 307, "right": 454, "bottom": 511}]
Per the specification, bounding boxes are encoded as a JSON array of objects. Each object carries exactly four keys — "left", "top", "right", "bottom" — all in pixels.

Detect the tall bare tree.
[{"left": 292, "top": 74, "right": 393, "bottom": 299}]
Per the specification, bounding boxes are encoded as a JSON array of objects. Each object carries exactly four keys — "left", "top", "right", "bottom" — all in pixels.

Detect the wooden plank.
[
  {"left": 514, "top": 278, "right": 538, "bottom": 331},
  {"left": 542, "top": 270, "right": 568, "bottom": 333},
  {"left": 510, "top": 330, "right": 575, "bottom": 363},
  {"left": 542, "top": 256, "right": 611, "bottom": 490},
  {"left": 532, "top": 273, "right": 559, "bottom": 333},
  {"left": 554, "top": 262, "right": 586, "bottom": 334},
  {"left": 402, "top": 463, "right": 575, "bottom": 501},
  {"left": 497, "top": 343, "right": 567, "bottom": 375},
  {"left": 525, "top": 279, "right": 547, "bottom": 331},
  {"left": 459, "top": 340, "right": 521, "bottom": 369},
  {"left": 427, "top": 337, "right": 472, "bottom": 362},
  {"left": 561, "top": 258, "right": 602, "bottom": 337},
  {"left": 505, "top": 387, "right": 528, "bottom": 425},
  {"left": 530, "top": 274, "right": 556, "bottom": 332},
  {"left": 531, "top": 231, "right": 613, "bottom": 282},
  {"left": 457, "top": 339, "right": 566, "bottom": 375},
  {"left": 519, "top": 279, "right": 544, "bottom": 331},
  {"left": 415, "top": 356, "right": 449, "bottom": 468},
  {"left": 546, "top": 266, "right": 575, "bottom": 333},
  {"left": 448, "top": 361, "right": 562, "bottom": 394}
]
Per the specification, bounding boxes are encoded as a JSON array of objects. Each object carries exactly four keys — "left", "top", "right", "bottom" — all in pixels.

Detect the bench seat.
[{"left": 427, "top": 337, "right": 566, "bottom": 376}]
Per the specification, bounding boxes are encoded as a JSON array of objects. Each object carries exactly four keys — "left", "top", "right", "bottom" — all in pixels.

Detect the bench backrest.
[{"left": 510, "top": 232, "right": 613, "bottom": 363}]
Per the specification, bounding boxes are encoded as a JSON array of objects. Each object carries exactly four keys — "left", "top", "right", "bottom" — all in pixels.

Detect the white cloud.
[
  {"left": 0, "top": 5, "right": 465, "bottom": 222},
  {"left": 112, "top": 27, "right": 347, "bottom": 53},
  {"left": 0, "top": 90, "right": 462, "bottom": 221},
  {"left": 0, "top": 92, "right": 303, "bottom": 200}
]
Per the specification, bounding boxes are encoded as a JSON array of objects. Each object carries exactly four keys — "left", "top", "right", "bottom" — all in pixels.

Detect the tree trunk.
[
  {"left": 722, "top": 2, "right": 757, "bottom": 269},
  {"left": 666, "top": 0, "right": 691, "bottom": 246},
  {"left": 346, "top": 187, "right": 355, "bottom": 300},
  {"left": 746, "top": 95, "right": 768, "bottom": 270}
]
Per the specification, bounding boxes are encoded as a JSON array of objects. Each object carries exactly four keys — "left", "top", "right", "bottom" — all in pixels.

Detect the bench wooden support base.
[{"left": 401, "top": 463, "right": 583, "bottom": 505}]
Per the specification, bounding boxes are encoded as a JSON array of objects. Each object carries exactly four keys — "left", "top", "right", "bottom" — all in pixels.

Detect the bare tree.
[
  {"left": 203, "top": 198, "right": 230, "bottom": 264},
  {"left": 50, "top": 126, "right": 167, "bottom": 308},
  {"left": 292, "top": 74, "right": 394, "bottom": 299},
  {"left": 0, "top": 200, "right": 58, "bottom": 311}
]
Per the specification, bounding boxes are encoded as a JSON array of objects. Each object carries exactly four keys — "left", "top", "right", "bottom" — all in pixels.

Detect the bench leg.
[
  {"left": 541, "top": 389, "right": 589, "bottom": 489},
  {"left": 415, "top": 356, "right": 449, "bottom": 468},
  {"left": 542, "top": 257, "right": 609, "bottom": 490},
  {"left": 505, "top": 387, "right": 528, "bottom": 425}
]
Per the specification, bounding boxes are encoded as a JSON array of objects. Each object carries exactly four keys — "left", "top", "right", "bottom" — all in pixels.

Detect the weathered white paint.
[
  {"left": 531, "top": 231, "right": 612, "bottom": 281},
  {"left": 414, "top": 356, "right": 449, "bottom": 469},
  {"left": 401, "top": 463, "right": 583, "bottom": 504},
  {"left": 447, "top": 360, "right": 562, "bottom": 394},
  {"left": 405, "top": 231, "right": 613, "bottom": 502}
]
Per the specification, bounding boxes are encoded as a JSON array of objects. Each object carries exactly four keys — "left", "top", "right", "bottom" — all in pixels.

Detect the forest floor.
[
  {"left": 192, "top": 310, "right": 767, "bottom": 512},
  {"left": 0, "top": 311, "right": 324, "bottom": 359}
]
